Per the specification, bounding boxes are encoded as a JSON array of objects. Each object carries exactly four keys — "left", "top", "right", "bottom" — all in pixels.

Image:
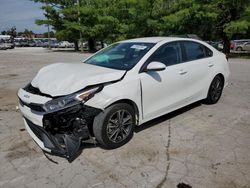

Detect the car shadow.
[
  {"left": 134, "top": 101, "right": 202, "bottom": 133},
  {"left": 147, "top": 71, "right": 162, "bottom": 82},
  {"left": 68, "top": 101, "right": 202, "bottom": 162}
]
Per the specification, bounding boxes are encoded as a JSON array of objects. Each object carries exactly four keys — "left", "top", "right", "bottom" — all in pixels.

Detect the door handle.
[
  {"left": 179, "top": 70, "right": 188, "bottom": 75},
  {"left": 208, "top": 63, "right": 214, "bottom": 67}
]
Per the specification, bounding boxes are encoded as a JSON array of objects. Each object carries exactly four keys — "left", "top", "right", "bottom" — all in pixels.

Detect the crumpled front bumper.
[
  {"left": 23, "top": 117, "right": 89, "bottom": 162},
  {"left": 18, "top": 88, "right": 101, "bottom": 162}
]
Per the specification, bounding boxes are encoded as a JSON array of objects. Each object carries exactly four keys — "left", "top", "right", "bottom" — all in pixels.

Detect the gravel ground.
[{"left": 0, "top": 47, "right": 250, "bottom": 188}]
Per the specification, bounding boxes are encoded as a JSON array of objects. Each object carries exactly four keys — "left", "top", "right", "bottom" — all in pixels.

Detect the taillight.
[{"left": 230, "top": 42, "right": 235, "bottom": 49}]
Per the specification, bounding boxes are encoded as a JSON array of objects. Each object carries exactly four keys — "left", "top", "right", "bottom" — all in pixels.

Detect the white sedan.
[{"left": 18, "top": 37, "right": 230, "bottom": 161}]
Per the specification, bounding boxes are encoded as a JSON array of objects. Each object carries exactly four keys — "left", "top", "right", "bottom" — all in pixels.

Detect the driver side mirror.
[{"left": 145, "top": 61, "right": 166, "bottom": 72}]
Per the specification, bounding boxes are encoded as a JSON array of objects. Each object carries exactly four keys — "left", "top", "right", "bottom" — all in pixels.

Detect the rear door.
[{"left": 180, "top": 41, "right": 214, "bottom": 101}]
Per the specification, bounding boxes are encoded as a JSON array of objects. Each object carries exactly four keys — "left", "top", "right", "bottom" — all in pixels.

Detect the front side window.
[
  {"left": 84, "top": 42, "right": 155, "bottom": 70},
  {"left": 182, "top": 41, "right": 212, "bottom": 61},
  {"left": 147, "top": 42, "right": 182, "bottom": 66}
]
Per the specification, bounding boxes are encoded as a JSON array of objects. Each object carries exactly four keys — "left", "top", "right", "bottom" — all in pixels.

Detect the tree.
[
  {"left": 1, "top": 31, "right": 7, "bottom": 35},
  {"left": 43, "top": 31, "right": 55, "bottom": 38},
  {"left": 3, "top": 26, "right": 18, "bottom": 38},
  {"left": 23, "top": 29, "right": 34, "bottom": 38},
  {"left": 32, "top": 0, "right": 250, "bottom": 53},
  {"left": 32, "top": 0, "right": 169, "bottom": 51},
  {"left": 216, "top": 0, "right": 250, "bottom": 53},
  {"left": 34, "top": 0, "right": 81, "bottom": 50},
  {"left": 161, "top": 0, "right": 250, "bottom": 53}
]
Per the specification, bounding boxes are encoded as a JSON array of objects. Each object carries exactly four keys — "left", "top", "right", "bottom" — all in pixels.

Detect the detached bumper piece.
[
  {"left": 25, "top": 118, "right": 87, "bottom": 162},
  {"left": 24, "top": 104, "right": 101, "bottom": 162}
]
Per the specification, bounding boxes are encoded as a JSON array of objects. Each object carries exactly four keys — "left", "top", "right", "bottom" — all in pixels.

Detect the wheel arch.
[
  {"left": 236, "top": 46, "right": 243, "bottom": 51},
  {"left": 216, "top": 73, "right": 225, "bottom": 86},
  {"left": 203, "top": 73, "right": 225, "bottom": 104},
  {"left": 105, "top": 99, "right": 140, "bottom": 126},
  {"left": 204, "top": 72, "right": 225, "bottom": 99}
]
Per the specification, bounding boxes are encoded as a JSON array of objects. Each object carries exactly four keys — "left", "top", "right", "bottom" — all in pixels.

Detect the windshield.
[{"left": 84, "top": 42, "right": 155, "bottom": 70}]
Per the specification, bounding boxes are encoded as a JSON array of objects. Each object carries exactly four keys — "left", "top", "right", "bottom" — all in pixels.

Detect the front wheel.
[
  {"left": 204, "top": 75, "right": 224, "bottom": 104},
  {"left": 93, "top": 103, "right": 135, "bottom": 149}
]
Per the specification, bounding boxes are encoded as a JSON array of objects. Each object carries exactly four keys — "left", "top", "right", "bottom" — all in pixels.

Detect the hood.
[{"left": 31, "top": 63, "right": 126, "bottom": 97}]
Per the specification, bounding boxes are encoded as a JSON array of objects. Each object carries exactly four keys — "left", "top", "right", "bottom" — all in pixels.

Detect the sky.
[{"left": 0, "top": 0, "right": 47, "bottom": 33}]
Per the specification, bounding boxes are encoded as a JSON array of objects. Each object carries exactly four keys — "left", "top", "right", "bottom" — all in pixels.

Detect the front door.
[{"left": 139, "top": 42, "right": 189, "bottom": 121}]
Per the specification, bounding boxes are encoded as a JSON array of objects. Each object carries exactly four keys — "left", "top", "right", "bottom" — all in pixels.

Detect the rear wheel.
[
  {"left": 236, "top": 47, "right": 243, "bottom": 51},
  {"left": 204, "top": 75, "right": 224, "bottom": 104},
  {"left": 93, "top": 103, "right": 135, "bottom": 149}
]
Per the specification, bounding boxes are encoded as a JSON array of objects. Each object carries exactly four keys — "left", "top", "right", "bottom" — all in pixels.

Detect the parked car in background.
[
  {"left": 18, "top": 37, "right": 230, "bottom": 161},
  {"left": 80, "top": 41, "right": 108, "bottom": 51},
  {"left": 0, "top": 42, "right": 7, "bottom": 50},
  {"left": 58, "top": 41, "right": 74, "bottom": 48},
  {"left": 14, "top": 37, "right": 61, "bottom": 48},
  {"left": 49, "top": 41, "right": 59, "bottom": 48},
  {"left": 14, "top": 41, "right": 21, "bottom": 47},
  {"left": 14, "top": 38, "right": 29, "bottom": 47},
  {"left": 27, "top": 39, "right": 36, "bottom": 47},
  {"left": 218, "top": 42, "right": 224, "bottom": 50},
  {"left": 34, "top": 38, "right": 57, "bottom": 48},
  {"left": 238, "top": 42, "right": 250, "bottom": 51},
  {"left": 34, "top": 40, "right": 43, "bottom": 47},
  {"left": 33, "top": 38, "right": 44, "bottom": 47},
  {"left": 96, "top": 41, "right": 108, "bottom": 50},
  {"left": 41, "top": 40, "right": 59, "bottom": 48},
  {"left": 206, "top": 41, "right": 222, "bottom": 50},
  {"left": 5, "top": 43, "right": 15, "bottom": 49},
  {"left": 231, "top": 39, "right": 250, "bottom": 51},
  {"left": 235, "top": 42, "right": 250, "bottom": 51},
  {"left": 0, "top": 35, "right": 15, "bottom": 49}
]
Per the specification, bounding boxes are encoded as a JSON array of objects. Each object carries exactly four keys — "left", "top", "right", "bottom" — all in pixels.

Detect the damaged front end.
[
  {"left": 27, "top": 104, "right": 100, "bottom": 162},
  {"left": 19, "top": 84, "right": 103, "bottom": 162}
]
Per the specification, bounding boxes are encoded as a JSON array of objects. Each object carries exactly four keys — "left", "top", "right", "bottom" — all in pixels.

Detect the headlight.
[
  {"left": 75, "top": 87, "right": 101, "bottom": 101},
  {"left": 43, "top": 86, "right": 102, "bottom": 112}
]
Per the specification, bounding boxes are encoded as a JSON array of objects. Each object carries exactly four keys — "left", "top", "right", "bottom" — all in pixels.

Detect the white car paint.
[
  {"left": 18, "top": 37, "right": 230, "bottom": 152},
  {"left": 146, "top": 61, "right": 166, "bottom": 71},
  {"left": 86, "top": 37, "right": 229, "bottom": 124},
  {"left": 24, "top": 119, "right": 51, "bottom": 152},
  {"left": 31, "top": 63, "right": 126, "bottom": 96}
]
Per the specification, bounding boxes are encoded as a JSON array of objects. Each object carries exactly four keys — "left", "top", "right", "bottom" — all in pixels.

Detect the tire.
[
  {"left": 236, "top": 47, "right": 243, "bottom": 51},
  {"left": 204, "top": 75, "right": 224, "bottom": 104},
  {"left": 93, "top": 103, "right": 135, "bottom": 149}
]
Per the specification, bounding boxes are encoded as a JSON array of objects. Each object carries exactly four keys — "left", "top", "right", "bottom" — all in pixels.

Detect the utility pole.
[
  {"left": 47, "top": 23, "right": 51, "bottom": 50},
  {"left": 46, "top": 2, "right": 51, "bottom": 50},
  {"left": 77, "top": 0, "right": 83, "bottom": 52}
]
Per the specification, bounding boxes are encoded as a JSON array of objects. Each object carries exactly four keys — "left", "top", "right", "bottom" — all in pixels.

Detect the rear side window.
[
  {"left": 182, "top": 41, "right": 213, "bottom": 61},
  {"left": 204, "top": 46, "right": 213, "bottom": 57},
  {"left": 147, "top": 42, "right": 182, "bottom": 66}
]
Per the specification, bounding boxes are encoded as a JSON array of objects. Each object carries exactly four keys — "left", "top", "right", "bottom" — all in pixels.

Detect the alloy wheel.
[
  {"left": 106, "top": 109, "right": 133, "bottom": 143},
  {"left": 210, "top": 77, "right": 223, "bottom": 102}
]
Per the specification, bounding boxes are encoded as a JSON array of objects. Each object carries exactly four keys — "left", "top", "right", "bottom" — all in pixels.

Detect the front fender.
[{"left": 85, "top": 78, "right": 143, "bottom": 123}]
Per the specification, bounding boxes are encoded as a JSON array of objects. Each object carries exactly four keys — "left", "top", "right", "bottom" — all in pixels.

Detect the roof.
[
  {"left": 169, "top": 34, "right": 202, "bottom": 40},
  {"left": 119, "top": 36, "right": 203, "bottom": 44},
  {"left": 120, "top": 37, "right": 178, "bottom": 43}
]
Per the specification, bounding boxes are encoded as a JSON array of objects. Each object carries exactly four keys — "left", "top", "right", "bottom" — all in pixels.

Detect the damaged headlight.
[{"left": 43, "top": 86, "right": 102, "bottom": 112}]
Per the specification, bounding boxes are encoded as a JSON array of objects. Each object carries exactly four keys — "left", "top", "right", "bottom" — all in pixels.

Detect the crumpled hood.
[{"left": 31, "top": 63, "right": 126, "bottom": 97}]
